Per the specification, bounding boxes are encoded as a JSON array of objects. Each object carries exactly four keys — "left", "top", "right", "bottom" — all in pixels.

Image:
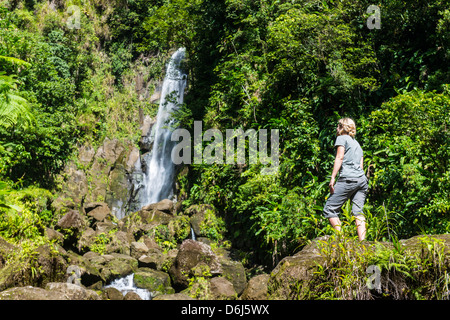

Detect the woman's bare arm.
[{"left": 329, "top": 146, "right": 344, "bottom": 194}]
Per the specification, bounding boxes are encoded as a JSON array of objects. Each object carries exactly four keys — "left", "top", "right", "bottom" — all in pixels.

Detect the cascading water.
[
  {"left": 105, "top": 49, "right": 187, "bottom": 299},
  {"left": 141, "top": 48, "right": 187, "bottom": 207},
  {"left": 104, "top": 274, "right": 152, "bottom": 300}
]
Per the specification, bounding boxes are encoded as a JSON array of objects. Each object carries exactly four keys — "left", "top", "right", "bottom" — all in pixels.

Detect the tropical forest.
[{"left": 0, "top": 0, "right": 449, "bottom": 301}]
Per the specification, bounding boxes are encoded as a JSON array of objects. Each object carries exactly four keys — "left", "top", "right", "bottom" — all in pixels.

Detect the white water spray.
[
  {"left": 104, "top": 273, "right": 152, "bottom": 300},
  {"left": 141, "top": 48, "right": 187, "bottom": 206}
]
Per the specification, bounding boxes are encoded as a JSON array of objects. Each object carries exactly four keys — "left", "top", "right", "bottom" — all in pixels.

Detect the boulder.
[
  {"left": 45, "top": 282, "right": 101, "bottom": 300},
  {"left": 142, "top": 199, "right": 174, "bottom": 213},
  {"left": 44, "top": 228, "right": 64, "bottom": 244},
  {"left": 35, "top": 244, "right": 68, "bottom": 282},
  {"left": 130, "top": 241, "right": 149, "bottom": 259},
  {"left": 138, "top": 248, "right": 164, "bottom": 269},
  {"left": 209, "top": 277, "right": 237, "bottom": 300},
  {"left": 124, "top": 291, "right": 142, "bottom": 300},
  {"left": 167, "top": 215, "right": 191, "bottom": 242},
  {"left": 133, "top": 268, "right": 174, "bottom": 294},
  {"left": 0, "top": 283, "right": 100, "bottom": 300},
  {"left": 265, "top": 234, "right": 450, "bottom": 300},
  {"left": 68, "top": 251, "right": 138, "bottom": 286},
  {"left": 141, "top": 235, "right": 161, "bottom": 250},
  {"left": 57, "top": 209, "right": 84, "bottom": 230},
  {"left": 105, "top": 230, "right": 134, "bottom": 255},
  {"left": 169, "top": 240, "right": 222, "bottom": 289},
  {"left": 77, "top": 225, "right": 133, "bottom": 256},
  {"left": 95, "top": 221, "right": 116, "bottom": 234},
  {"left": 77, "top": 228, "right": 96, "bottom": 253},
  {"left": 219, "top": 258, "right": 247, "bottom": 295},
  {"left": 103, "top": 287, "right": 123, "bottom": 300},
  {"left": 84, "top": 202, "right": 111, "bottom": 222},
  {"left": 399, "top": 234, "right": 450, "bottom": 256},
  {"left": 106, "top": 253, "right": 139, "bottom": 279},
  {"left": 138, "top": 209, "right": 174, "bottom": 226},
  {"left": 0, "top": 237, "right": 16, "bottom": 269},
  {"left": 186, "top": 204, "right": 214, "bottom": 237},
  {"left": 0, "top": 286, "right": 65, "bottom": 300},
  {"left": 267, "top": 238, "right": 326, "bottom": 300},
  {"left": 0, "top": 244, "right": 68, "bottom": 290},
  {"left": 239, "top": 274, "right": 270, "bottom": 300},
  {"left": 137, "top": 248, "right": 177, "bottom": 272}
]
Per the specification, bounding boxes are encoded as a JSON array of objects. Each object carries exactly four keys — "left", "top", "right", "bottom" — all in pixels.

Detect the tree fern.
[
  {"left": 0, "top": 55, "right": 31, "bottom": 68},
  {"left": 0, "top": 72, "right": 34, "bottom": 129}
]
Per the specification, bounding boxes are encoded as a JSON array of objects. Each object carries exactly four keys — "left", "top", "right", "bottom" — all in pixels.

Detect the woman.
[{"left": 323, "top": 118, "right": 368, "bottom": 241}]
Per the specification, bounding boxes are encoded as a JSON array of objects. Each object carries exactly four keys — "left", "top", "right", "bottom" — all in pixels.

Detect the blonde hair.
[{"left": 337, "top": 118, "right": 356, "bottom": 137}]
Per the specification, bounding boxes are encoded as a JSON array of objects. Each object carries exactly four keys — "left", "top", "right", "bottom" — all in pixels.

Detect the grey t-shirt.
[{"left": 334, "top": 134, "right": 364, "bottom": 178}]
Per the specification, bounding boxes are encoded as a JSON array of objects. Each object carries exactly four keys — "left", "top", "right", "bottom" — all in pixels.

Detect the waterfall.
[
  {"left": 104, "top": 49, "right": 187, "bottom": 298},
  {"left": 141, "top": 48, "right": 187, "bottom": 207},
  {"left": 104, "top": 274, "right": 152, "bottom": 300}
]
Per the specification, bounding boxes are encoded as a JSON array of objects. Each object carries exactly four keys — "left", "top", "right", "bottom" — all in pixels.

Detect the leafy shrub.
[{"left": 360, "top": 88, "right": 450, "bottom": 237}]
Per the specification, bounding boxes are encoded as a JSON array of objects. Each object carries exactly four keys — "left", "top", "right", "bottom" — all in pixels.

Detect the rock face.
[{"left": 53, "top": 137, "right": 143, "bottom": 220}]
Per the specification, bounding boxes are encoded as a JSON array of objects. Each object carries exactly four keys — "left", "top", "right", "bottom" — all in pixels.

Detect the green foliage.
[
  {"left": 141, "top": 0, "right": 201, "bottom": 53},
  {"left": 360, "top": 88, "right": 450, "bottom": 237},
  {"left": 199, "top": 207, "right": 226, "bottom": 242},
  {"left": 1, "top": 0, "right": 449, "bottom": 274},
  {"left": 152, "top": 216, "right": 192, "bottom": 252},
  {"left": 0, "top": 184, "right": 54, "bottom": 242},
  {"left": 89, "top": 231, "right": 116, "bottom": 255},
  {"left": 307, "top": 233, "right": 450, "bottom": 300},
  {"left": 0, "top": 72, "right": 34, "bottom": 129},
  {"left": 170, "top": 0, "right": 450, "bottom": 267}
]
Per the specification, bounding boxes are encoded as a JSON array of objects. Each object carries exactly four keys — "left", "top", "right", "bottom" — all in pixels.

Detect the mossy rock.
[
  {"left": 168, "top": 215, "right": 191, "bottom": 242},
  {"left": 133, "top": 268, "right": 174, "bottom": 294},
  {"left": 105, "top": 253, "right": 139, "bottom": 278},
  {"left": 267, "top": 239, "right": 326, "bottom": 300},
  {"left": 139, "top": 209, "right": 175, "bottom": 225}
]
